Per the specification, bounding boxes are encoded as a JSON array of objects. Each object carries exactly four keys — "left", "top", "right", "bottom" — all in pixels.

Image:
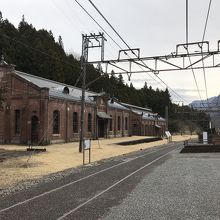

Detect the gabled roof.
[
  {"left": 15, "top": 71, "right": 96, "bottom": 103},
  {"left": 121, "top": 102, "right": 152, "bottom": 112},
  {"left": 122, "top": 103, "right": 165, "bottom": 121},
  {"left": 14, "top": 71, "right": 131, "bottom": 110},
  {"left": 108, "top": 100, "right": 130, "bottom": 111},
  {"left": 13, "top": 70, "right": 165, "bottom": 120}
]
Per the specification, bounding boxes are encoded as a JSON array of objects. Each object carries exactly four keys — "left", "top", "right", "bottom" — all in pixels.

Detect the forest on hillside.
[{"left": 0, "top": 13, "right": 210, "bottom": 132}]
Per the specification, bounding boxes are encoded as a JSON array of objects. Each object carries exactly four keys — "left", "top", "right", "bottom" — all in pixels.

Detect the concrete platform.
[{"left": 181, "top": 144, "right": 220, "bottom": 153}]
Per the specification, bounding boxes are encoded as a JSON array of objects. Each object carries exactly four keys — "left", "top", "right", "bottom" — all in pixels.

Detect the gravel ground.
[
  {"left": 0, "top": 144, "right": 168, "bottom": 197},
  {"left": 0, "top": 135, "right": 195, "bottom": 190},
  {"left": 103, "top": 152, "right": 220, "bottom": 220}
]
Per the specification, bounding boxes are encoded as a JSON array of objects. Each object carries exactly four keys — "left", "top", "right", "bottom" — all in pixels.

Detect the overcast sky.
[{"left": 1, "top": 0, "right": 220, "bottom": 104}]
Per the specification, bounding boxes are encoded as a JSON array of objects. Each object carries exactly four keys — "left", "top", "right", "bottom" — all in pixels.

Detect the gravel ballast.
[{"left": 103, "top": 152, "right": 220, "bottom": 220}]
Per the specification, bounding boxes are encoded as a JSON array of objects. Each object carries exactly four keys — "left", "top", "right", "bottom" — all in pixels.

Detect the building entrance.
[{"left": 98, "top": 119, "right": 105, "bottom": 138}]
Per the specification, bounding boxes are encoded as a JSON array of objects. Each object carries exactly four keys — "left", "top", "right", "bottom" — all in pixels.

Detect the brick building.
[{"left": 0, "top": 60, "right": 166, "bottom": 145}]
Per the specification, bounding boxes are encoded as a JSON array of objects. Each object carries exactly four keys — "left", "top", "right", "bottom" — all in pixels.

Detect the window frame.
[
  {"left": 15, "top": 109, "right": 21, "bottom": 135},
  {"left": 73, "top": 112, "right": 78, "bottom": 133},
  {"left": 125, "top": 117, "right": 128, "bottom": 130},
  {"left": 53, "top": 110, "right": 60, "bottom": 134},
  {"left": 109, "top": 115, "right": 113, "bottom": 131},
  {"left": 88, "top": 113, "right": 92, "bottom": 132},
  {"left": 118, "top": 116, "right": 121, "bottom": 131}
]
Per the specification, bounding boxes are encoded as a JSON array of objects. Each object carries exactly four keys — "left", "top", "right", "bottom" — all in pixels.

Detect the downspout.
[
  {"left": 122, "top": 111, "right": 124, "bottom": 137},
  {"left": 140, "top": 112, "right": 143, "bottom": 136},
  {"left": 65, "top": 101, "right": 68, "bottom": 143},
  {"left": 94, "top": 102, "right": 97, "bottom": 140},
  {"left": 106, "top": 99, "right": 108, "bottom": 139},
  {"left": 129, "top": 107, "right": 132, "bottom": 136},
  {"left": 114, "top": 112, "right": 117, "bottom": 137}
]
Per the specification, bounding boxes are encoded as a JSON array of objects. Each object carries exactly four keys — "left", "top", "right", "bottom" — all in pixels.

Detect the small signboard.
[
  {"left": 165, "top": 131, "right": 172, "bottom": 142},
  {"left": 84, "top": 139, "right": 91, "bottom": 150},
  {"left": 165, "top": 131, "right": 171, "bottom": 137},
  {"left": 203, "top": 132, "right": 208, "bottom": 144},
  {"left": 83, "top": 139, "right": 91, "bottom": 165}
]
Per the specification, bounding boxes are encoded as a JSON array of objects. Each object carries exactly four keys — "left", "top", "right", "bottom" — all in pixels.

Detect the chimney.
[{"left": 0, "top": 55, "right": 15, "bottom": 81}]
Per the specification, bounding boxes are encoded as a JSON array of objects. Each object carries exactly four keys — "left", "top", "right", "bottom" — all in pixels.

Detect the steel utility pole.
[
  {"left": 79, "top": 33, "right": 106, "bottom": 152},
  {"left": 79, "top": 56, "right": 87, "bottom": 152},
  {"left": 186, "top": 0, "right": 189, "bottom": 44},
  {"left": 165, "top": 106, "right": 168, "bottom": 131}
]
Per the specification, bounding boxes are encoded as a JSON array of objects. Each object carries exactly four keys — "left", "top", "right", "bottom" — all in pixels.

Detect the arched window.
[
  {"left": 15, "top": 110, "right": 21, "bottom": 134},
  {"left": 73, "top": 112, "right": 78, "bottom": 133},
  {"left": 125, "top": 117, "right": 128, "bottom": 130},
  {"left": 118, "top": 116, "right": 121, "bottom": 130},
  {"left": 53, "top": 110, "right": 60, "bottom": 134},
  {"left": 88, "top": 113, "right": 92, "bottom": 132},
  {"left": 109, "top": 115, "right": 113, "bottom": 131}
]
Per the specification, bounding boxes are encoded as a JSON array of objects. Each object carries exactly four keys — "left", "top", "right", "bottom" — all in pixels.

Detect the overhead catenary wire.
[
  {"left": 85, "top": 0, "right": 189, "bottom": 104},
  {"left": 184, "top": 0, "right": 208, "bottom": 107},
  {"left": 200, "top": 0, "right": 213, "bottom": 108},
  {"left": 186, "top": 0, "right": 189, "bottom": 44},
  {"left": 0, "top": 30, "right": 87, "bottom": 158},
  {"left": 75, "top": 0, "right": 123, "bottom": 50},
  {"left": 0, "top": 7, "right": 125, "bottom": 90},
  {"left": 52, "top": 0, "right": 120, "bottom": 61},
  {"left": 73, "top": 0, "right": 167, "bottom": 92},
  {"left": 185, "top": 0, "right": 203, "bottom": 105},
  {"left": 202, "top": 0, "right": 213, "bottom": 43},
  {"left": 0, "top": 33, "right": 79, "bottom": 72},
  {"left": 72, "top": 0, "right": 125, "bottom": 61},
  {"left": 186, "top": 49, "right": 204, "bottom": 104},
  {"left": 0, "top": 33, "right": 85, "bottom": 152},
  {"left": 0, "top": 31, "right": 87, "bottom": 90},
  {"left": 87, "top": 0, "right": 153, "bottom": 72}
]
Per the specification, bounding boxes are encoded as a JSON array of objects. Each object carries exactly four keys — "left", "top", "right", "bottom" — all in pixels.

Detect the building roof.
[
  {"left": 15, "top": 71, "right": 131, "bottom": 111},
  {"left": 14, "top": 70, "right": 164, "bottom": 119},
  {"left": 0, "top": 55, "right": 8, "bottom": 66},
  {"left": 97, "top": 112, "right": 112, "bottom": 119},
  {"left": 15, "top": 71, "right": 96, "bottom": 103},
  {"left": 121, "top": 102, "right": 152, "bottom": 112},
  {"left": 108, "top": 100, "right": 130, "bottom": 111},
  {"left": 120, "top": 102, "right": 165, "bottom": 122}
]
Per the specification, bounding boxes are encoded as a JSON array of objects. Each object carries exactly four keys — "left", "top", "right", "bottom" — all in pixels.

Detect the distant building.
[
  {"left": 190, "top": 98, "right": 220, "bottom": 131},
  {"left": 0, "top": 61, "right": 166, "bottom": 145}
]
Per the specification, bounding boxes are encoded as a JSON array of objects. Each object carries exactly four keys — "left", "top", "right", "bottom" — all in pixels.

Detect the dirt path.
[{"left": 0, "top": 135, "right": 195, "bottom": 189}]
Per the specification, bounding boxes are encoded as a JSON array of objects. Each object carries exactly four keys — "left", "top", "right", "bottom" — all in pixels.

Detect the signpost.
[
  {"left": 203, "top": 131, "right": 208, "bottom": 144},
  {"left": 165, "top": 131, "right": 172, "bottom": 143},
  {"left": 83, "top": 139, "right": 91, "bottom": 165}
]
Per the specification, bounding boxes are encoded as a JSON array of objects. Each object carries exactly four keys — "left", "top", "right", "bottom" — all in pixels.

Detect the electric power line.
[
  {"left": 74, "top": 0, "right": 168, "bottom": 94},
  {"left": 184, "top": 0, "right": 212, "bottom": 107},
  {"left": 86, "top": 0, "right": 189, "bottom": 104},
  {"left": 186, "top": 0, "right": 189, "bottom": 44},
  {"left": 0, "top": 32, "right": 84, "bottom": 88},
  {"left": 186, "top": 48, "right": 205, "bottom": 106},
  {"left": 200, "top": 0, "right": 213, "bottom": 108},
  {"left": 75, "top": 0, "right": 123, "bottom": 50},
  {"left": 202, "top": 0, "right": 213, "bottom": 42}
]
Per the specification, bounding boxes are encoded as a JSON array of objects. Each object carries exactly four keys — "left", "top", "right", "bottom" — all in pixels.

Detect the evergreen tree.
[
  {"left": 0, "top": 15, "right": 175, "bottom": 116},
  {"left": 58, "top": 35, "right": 64, "bottom": 50},
  {"left": 0, "top": 11, "right": 3, "bottom": 22}
]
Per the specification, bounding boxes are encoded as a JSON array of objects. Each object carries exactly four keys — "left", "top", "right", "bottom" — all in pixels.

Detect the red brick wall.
[
  {"left": 47, "top": 99, "right": 96, "bottom": 144},
  {"left": 0, "top": 64, "right": 166, "bottom": 145},
  {"left": 0, "top": 65, "right": 50, "bottom": 144}
]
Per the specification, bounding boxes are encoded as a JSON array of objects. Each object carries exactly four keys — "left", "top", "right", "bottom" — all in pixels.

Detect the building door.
[
  {"left": 98, "top": 119, "right": 105, "bottom": 138},
  {"left": 31, "top": 116, "right": 39, "bottom": 144}
]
